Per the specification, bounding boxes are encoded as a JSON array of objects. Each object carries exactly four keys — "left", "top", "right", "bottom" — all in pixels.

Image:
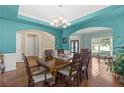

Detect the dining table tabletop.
[
  {"left": 38, "top": 58, "right": 72, "bottom": 81},
  {"left": 53, "top": 53, "right": 73, "bottom": 61}
]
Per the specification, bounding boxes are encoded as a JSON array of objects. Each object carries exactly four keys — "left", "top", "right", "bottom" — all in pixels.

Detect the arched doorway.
[
  {"left": 69, "top": 27, "right": 113, "bottom": 56},
  {"left": 16, "top": 30, "right": 55, "bottom": 62}
]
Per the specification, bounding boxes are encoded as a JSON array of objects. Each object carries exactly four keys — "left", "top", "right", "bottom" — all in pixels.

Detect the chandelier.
[{"left": 50, "top": 5, "right": 71, "bottom": 28}]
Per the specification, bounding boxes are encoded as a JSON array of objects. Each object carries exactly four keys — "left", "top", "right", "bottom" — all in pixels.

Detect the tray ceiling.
[{"left": 18, "top": 5, "right": 109, "bottom": 24}]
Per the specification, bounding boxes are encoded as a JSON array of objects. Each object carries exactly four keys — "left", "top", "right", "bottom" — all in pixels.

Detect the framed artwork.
[{"left": 63, "top": 37, "right": 68, "bottom": 43}]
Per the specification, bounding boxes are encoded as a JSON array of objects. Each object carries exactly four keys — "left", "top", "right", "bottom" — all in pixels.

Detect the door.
[
  {"left": 70, "top": 40, "right": 79, "bottom": 53},
  {"left": 16, "top": 32, "right": 23, "bottom": 62},
  {"left": 27, "top": 34, "right": 39, "bottom": 56}
]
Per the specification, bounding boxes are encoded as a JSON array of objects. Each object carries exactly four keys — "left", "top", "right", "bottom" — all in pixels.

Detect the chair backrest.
[
  {"left": 80, "top": 48, "right": 89, "bottom": 55},
  {"left": 69, "top": 53, "right": 81, "bottom": 76},
  {"left": 81, "top": 51, "right": 91, "bottom": 67},
  {"left": 57, "top": 49, "right": 64, "bottom": 56},
  {"left": 27, "top": 56, "right": 39, "bottom": 67},
  {"left": 44, "top": 49, "right": 53, "bottom": 61},
  {"left": 0, "top": 54, "right": 4, "bottom": 64},
  {"left": 22, "top": 54, "right": 34, "bottom": 82},
  {"left": 108, "top": 57, "right": 113, "bottom": 62}
]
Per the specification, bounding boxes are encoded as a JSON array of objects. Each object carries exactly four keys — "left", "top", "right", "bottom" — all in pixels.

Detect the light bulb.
[
  {"left": 53, "top": 19, "right": 58, "bottom": 23},
  {"left": 50, "top": 22, "right": 54, "bottom": 26},
  {"left": 63, "top": 20, "right": 67, "bottom": 23},
  {"left": 63, "top": 25, "right": 67, "bottom": 28},
  {"left": 67, "top": 23, "right": 71, "bottom": 26}
]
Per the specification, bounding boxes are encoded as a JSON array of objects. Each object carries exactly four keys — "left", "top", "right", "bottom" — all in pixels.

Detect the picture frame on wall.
[{"left": 63, "top": 37, "right": 68, "bottom": 43}]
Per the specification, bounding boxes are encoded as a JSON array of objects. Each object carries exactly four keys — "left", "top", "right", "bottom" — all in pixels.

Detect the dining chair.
[
  {"left": 27, "top": 56, "right": 46, "bottom": 75},
  {"left": 22, "top": 54, "right": 52, "bottom": 87},
  {"left": 0, "top": 54, "right": 5, "bottom": 74},
  {"left": 57, "top": 49, "right": 64, "bottom": 56},
  {"left": 58, "top": 53, "right": 83, "bottom": 86},
  {"left": 44, "top": 49, "right": 54, "bottom": 62},
  {"left": 80, "top": 51, "right": 91, "bottom": 80},
  {"left": 80, "top": 48, "right": 89, "bottom": 54},
  {"left": 105, "top": 56, "right": 113, "bottom": 71}
]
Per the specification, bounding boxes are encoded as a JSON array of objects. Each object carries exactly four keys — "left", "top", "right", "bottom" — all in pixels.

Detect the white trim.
[
  {"left": 26, "top": 32, "right": 27, "bottom": 56},
  {"left": 18, "top": 12, "right": 50, "bottom": 23}
]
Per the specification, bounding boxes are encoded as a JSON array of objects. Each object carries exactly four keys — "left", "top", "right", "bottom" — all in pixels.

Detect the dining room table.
[{"left": 38, "top": 57, "right": 72, "bottom": 86}]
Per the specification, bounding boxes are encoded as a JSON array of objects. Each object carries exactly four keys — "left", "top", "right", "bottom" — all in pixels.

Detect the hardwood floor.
[
  {"left": 0, "top": 57, "right": 124, "bottom": 87},
  {"left": 80, "top": 57, "right": 124, "bottom": 87}
]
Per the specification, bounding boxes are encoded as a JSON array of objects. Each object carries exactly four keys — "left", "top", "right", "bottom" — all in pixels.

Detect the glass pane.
[
  {"left": 91, "top": 39, "right": 99, "bottom": 54},
  {"left": 100, "top": 37, "right": 111, "bottom": 56},
  {"left": 71, "top": 41, "right": 74, "bottom": 52},
  {"left": 75, "top": 41, "right": 77, "bottom": 52}
]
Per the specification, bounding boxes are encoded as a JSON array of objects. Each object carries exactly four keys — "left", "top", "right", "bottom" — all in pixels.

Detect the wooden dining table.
[{"left": 38, "top": 59, "right": 72, "bottom": 81}]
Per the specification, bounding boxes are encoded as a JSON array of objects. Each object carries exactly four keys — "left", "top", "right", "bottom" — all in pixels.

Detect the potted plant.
[{"left": 111, "top": 53, "right": 124, "bottom": 83}]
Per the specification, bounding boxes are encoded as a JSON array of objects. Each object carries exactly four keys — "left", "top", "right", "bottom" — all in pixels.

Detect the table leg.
[
  {"left": 49, "top": 71, "right": 57, "bottom": 86},
  {"left": 52, "top": 71, "right": 57, "bottom": 81}
]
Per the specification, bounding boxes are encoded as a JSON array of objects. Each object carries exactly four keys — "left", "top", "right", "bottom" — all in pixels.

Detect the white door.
[
  {"left": 27, "top": 34, "right": 39, "bottom": 56},
  {"left": 16, "top": 32, "right": 23, "bottom": 62},
  {"left": 34, "top": 35, "right": 39, "bottom": 56}
]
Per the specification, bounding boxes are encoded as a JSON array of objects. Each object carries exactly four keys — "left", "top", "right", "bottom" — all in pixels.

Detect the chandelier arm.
[{"left": 50, "top": 5, "right": 71, "bottom": 28}]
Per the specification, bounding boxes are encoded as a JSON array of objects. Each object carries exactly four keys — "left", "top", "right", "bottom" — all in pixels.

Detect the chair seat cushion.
[
  {"left": 32, "top": 73, "right": 52, "bottom": 83},
  {"left": 32, "top": 67, "right": 46, "bottom": 75},
  {"left": 82, "top": 65, "right": 87, "bottom": 71},
  {"left": 58, "top": 67, "right": 70, "bottom": 76},
  {"left": 58, "top": 67, "right": 76, "bottom": 76}
]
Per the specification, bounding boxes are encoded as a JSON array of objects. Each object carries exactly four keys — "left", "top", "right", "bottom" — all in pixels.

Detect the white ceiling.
[
  {"left": 72, "top": 27, "right": 112, "bottom": 35},
  {"left": 18, "top": 5, "right": 109, "bottom": 23}
]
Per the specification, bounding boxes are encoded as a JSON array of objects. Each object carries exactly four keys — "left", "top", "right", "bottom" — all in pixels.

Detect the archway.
[
  {"left": 16, "top": 30, "right": 55, "bottom": 62},
  {"left": 69, "top": 27, "right": 113, "bottom": 56}
]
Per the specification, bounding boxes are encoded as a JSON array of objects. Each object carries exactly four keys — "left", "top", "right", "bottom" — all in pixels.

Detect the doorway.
[
  {"left": 16, "top": 30, "right": 55, "bottom": 59},
  {"left": 16, "top": 32, "right": 23, "bottom": 62},
  {"left": 26, "top": 34, "right": 39, "bottom": 56},
  {"left": 70, "top": 40, "right": 79, "bottom": 53}
]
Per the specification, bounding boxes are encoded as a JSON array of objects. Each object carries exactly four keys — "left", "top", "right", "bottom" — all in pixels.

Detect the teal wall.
[
  {"left": 1, "top": 5, "right": 124, "bottom": 54},
  {"left": 0, "top": 18, "right": 62, "bottom": 53},
  {"left": 62, "top": 6, "right": 124, "bottom": 54},
  {"left": 0, "top": 5, "right": 63, "bottom": 53},
  {"left": 0, "top": 21, "right": 2, "bottom": 53}
]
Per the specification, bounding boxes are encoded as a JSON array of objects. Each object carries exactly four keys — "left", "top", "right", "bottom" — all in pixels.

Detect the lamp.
[{"left": 50, "top": 5, "right": 71, "bottom": 28}]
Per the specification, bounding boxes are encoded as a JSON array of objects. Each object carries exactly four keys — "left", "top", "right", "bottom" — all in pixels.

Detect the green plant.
[{"left": 112, "top": 53, "right": 124, "bottom": 76}]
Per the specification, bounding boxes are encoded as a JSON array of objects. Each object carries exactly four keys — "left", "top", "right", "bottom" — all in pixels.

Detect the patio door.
[{"left": 70, "top": 40, "right": 79, "bottom": 53}]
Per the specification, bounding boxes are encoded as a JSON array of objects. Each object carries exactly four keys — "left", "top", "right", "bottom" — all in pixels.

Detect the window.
[
  {"left": 92, "top": 39, "right": 99, "bottom": 54},
  {"left": 91, "top": 37, "right": 112, "bottom": 56}
]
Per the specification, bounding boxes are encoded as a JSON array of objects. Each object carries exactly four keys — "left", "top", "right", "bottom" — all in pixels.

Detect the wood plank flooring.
[{"left": 0, "top": 57, "right": 124, "bottom": 87}]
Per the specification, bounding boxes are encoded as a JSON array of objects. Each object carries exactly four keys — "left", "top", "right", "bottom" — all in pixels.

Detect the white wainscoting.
[{"left": 4, "top": 53, "right": 19, "bottom": 71}]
